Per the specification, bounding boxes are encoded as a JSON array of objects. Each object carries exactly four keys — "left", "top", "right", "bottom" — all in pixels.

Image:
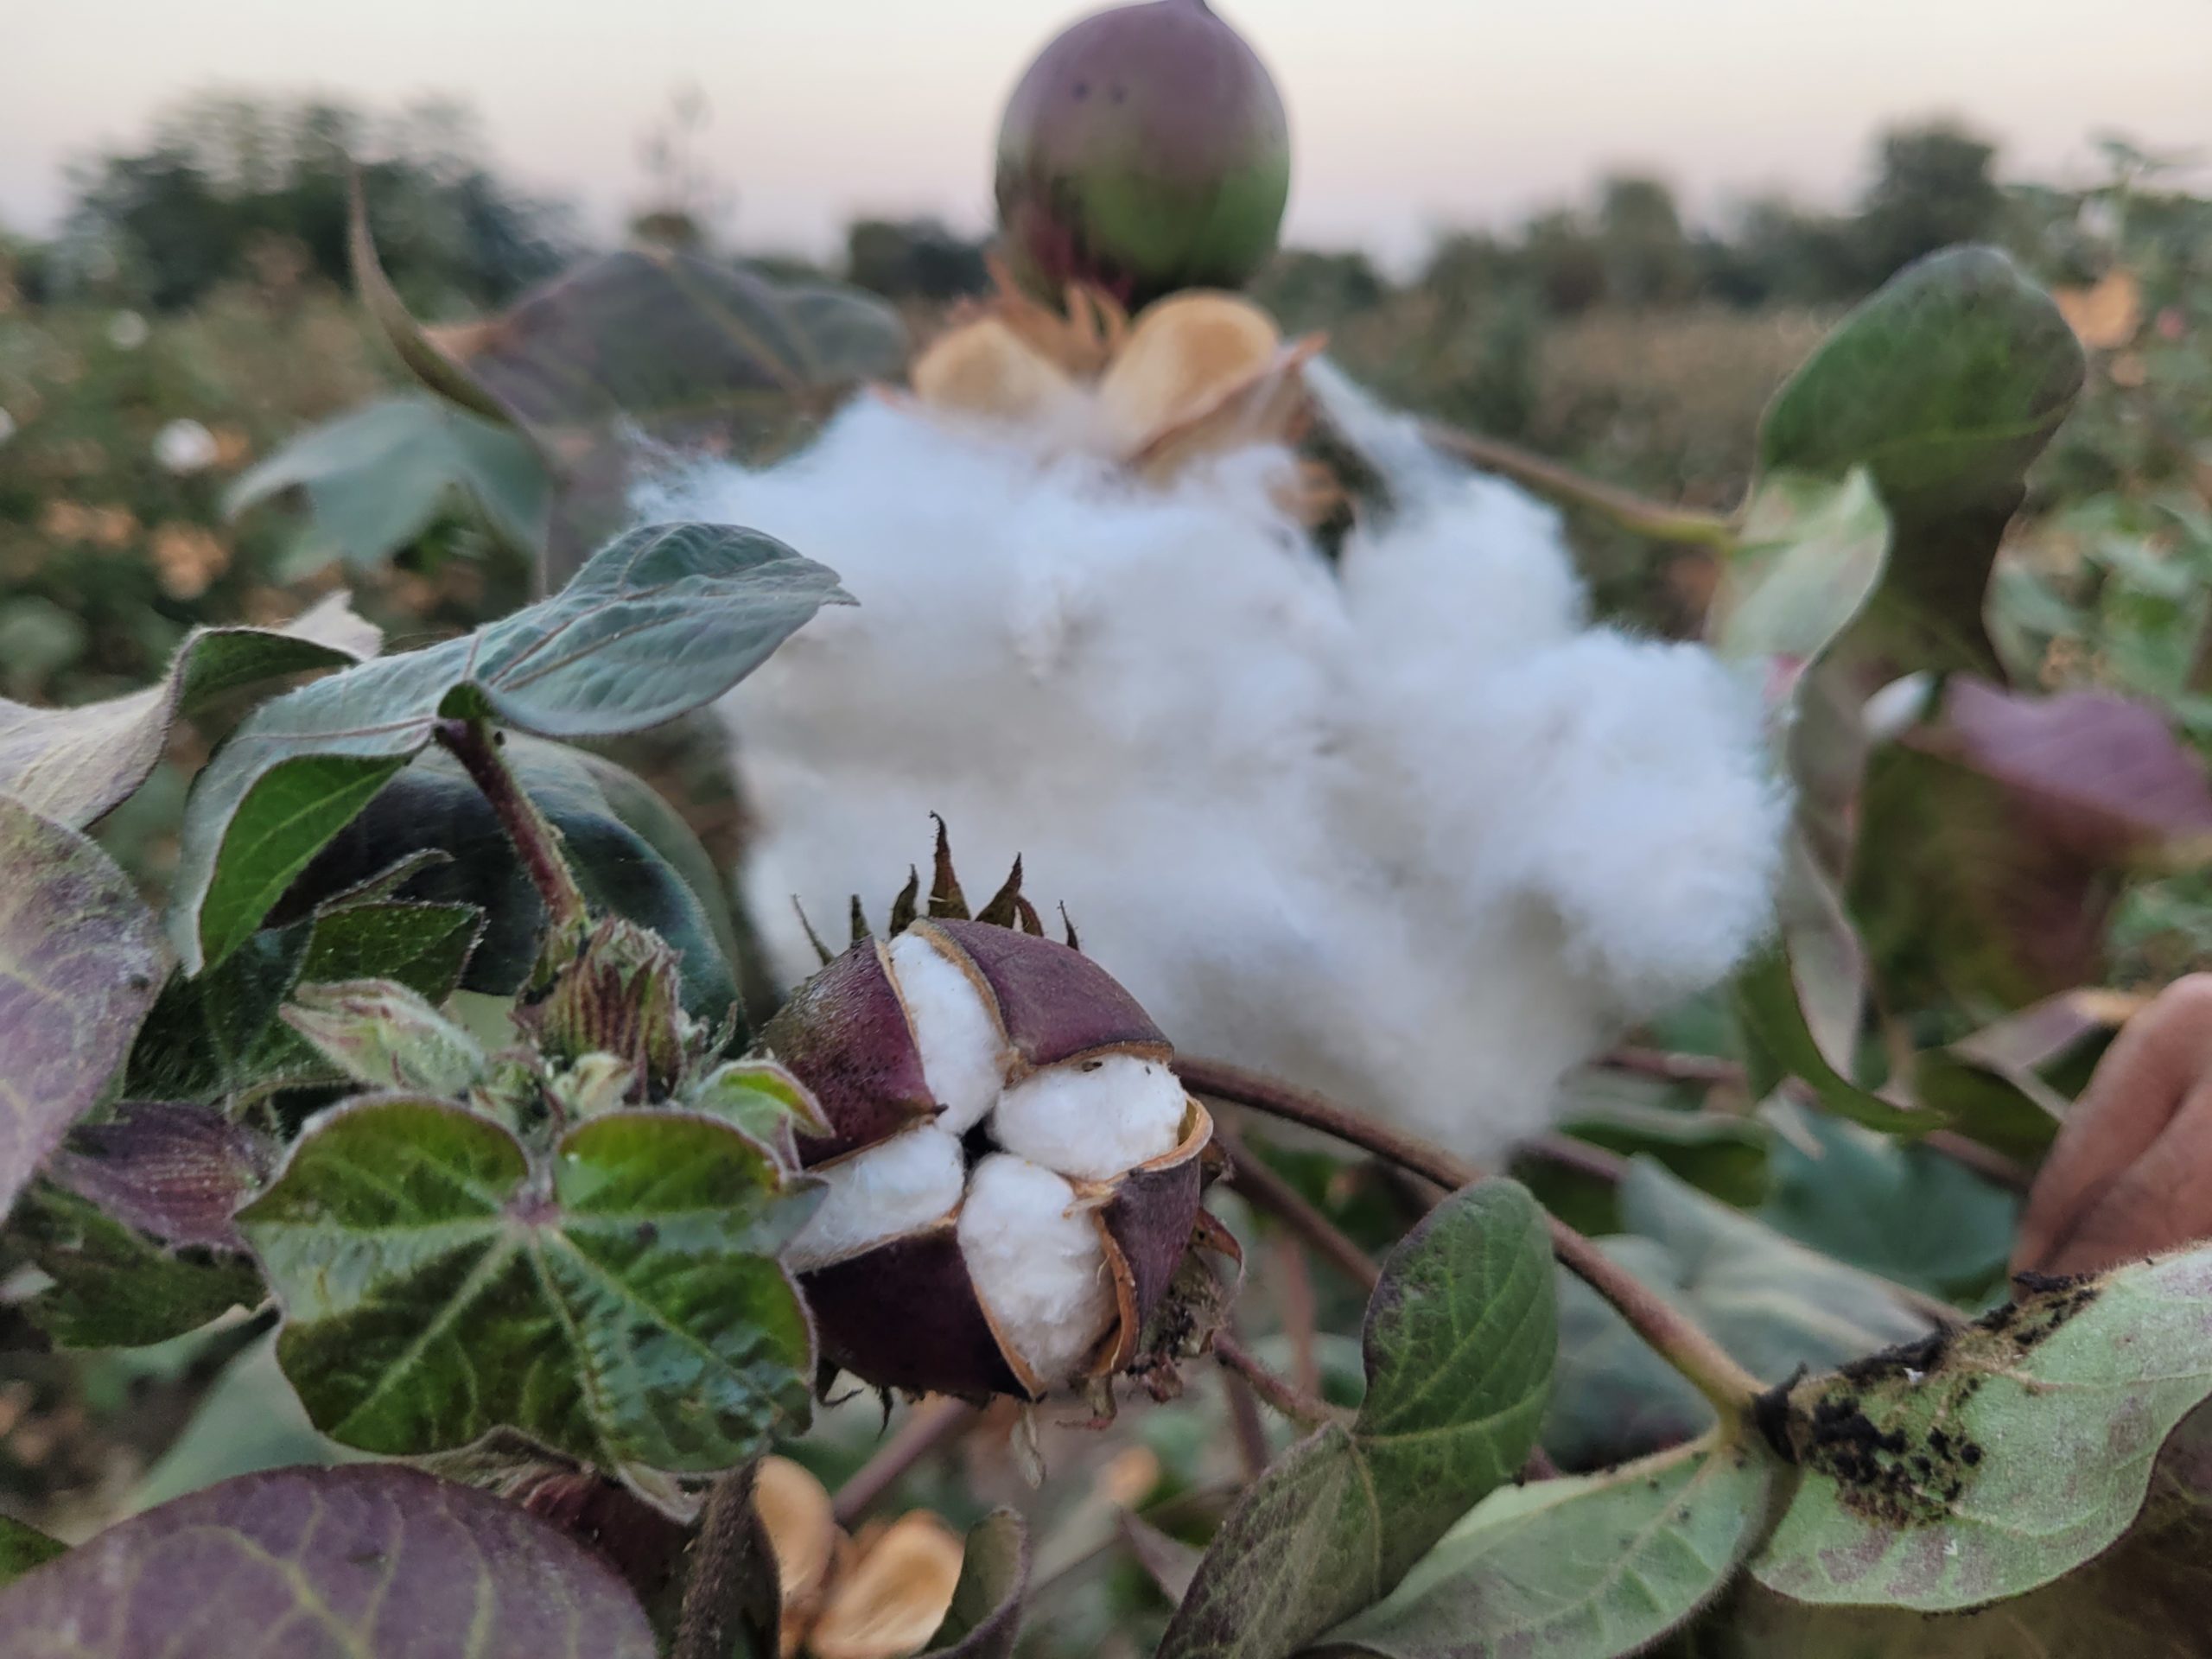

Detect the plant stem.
[
  {"left": 1421, "top": 422, "right": 1738, "bottom": 550},
  {"left": 1525, "top": 1131, "right": 1631, "bottom": 1185},
  {"left": 674, "top": 1463, "right": 772, "bottom": 1659},
  {"left": 1217, "top": 1121, "right": 1382, "bottom": 1293},
  {"left": 1180, "top": 1056, "right": 1766, "bottom": 1414},
  {"left": 433, "top": 716, "right": 588, "bottom": 931},
  {"left": 1600, "top": 1045, "right": 1751, "bottom": 1087},
  {"left": 1219, "top": 1358, "right": 1272, "bottom": 1480},
  {"left": 830, "top": 1396, "right": 984, "bottom": 1527},
  {"left": 1213, "top": 1333, "right": 1338, "bottom": 1431}
]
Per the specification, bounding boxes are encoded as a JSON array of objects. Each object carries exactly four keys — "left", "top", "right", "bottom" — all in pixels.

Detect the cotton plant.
[{"left": 643, "top": 287, "right": 1786, "bottom": 1162}]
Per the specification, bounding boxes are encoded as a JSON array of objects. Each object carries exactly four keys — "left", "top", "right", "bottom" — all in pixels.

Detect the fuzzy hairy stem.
[
  {"left": 1218, "top": 1121, "right": 1383, "bottom": 1293},
  {"left": 1421, "top": 422, "right": 1738, "bottom": 550},
  {"left": 433, "top": 716, "right": 589, "bottom": 931},
  {"left": 831, "top": 1396, "right": 984, "bottom": 1527},
  {"left": 1179, "top": 1056, "right": 1766, "bottom": 1414},
  {"left": 674, "top": 1462, "right": 774, "bottom": 1659},
  {"left": 1214, "top": 1332, "right": 1338, "bottom": 1431}
]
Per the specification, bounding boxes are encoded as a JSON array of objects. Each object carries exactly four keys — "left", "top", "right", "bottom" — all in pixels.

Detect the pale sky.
[{"left": 3, "top": 0, "right": 2207, "bottom": 267}]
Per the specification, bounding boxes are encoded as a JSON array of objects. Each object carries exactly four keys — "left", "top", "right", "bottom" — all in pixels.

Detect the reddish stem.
[{"left": 433, "top": 717, "right": 588, "bottom": 931}]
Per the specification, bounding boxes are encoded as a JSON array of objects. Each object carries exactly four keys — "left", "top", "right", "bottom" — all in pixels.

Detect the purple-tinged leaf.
[
  {"left": 0, "top": 1464, "right": 656, "bottom": 1656},
  {"left": 0, "top": 797, "right": 166, "bottom": 1222},
  {"left": 48, "top": 1101, "right": 271, "bottom": 1253},
  {"left": 0, "top": 594, "right": 378, "bottom": 830},
  {"left": 923, "top": 1510, "right": 1031, "bottom": 1659}
]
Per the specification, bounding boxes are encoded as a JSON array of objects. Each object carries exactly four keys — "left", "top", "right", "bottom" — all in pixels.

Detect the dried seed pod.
[{"left": 759, "top": 898, "right": 1214, "bottom": 1401}]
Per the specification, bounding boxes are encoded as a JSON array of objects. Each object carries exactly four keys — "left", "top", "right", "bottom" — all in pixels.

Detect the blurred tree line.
[
  {"left": 0, "top": 93, "right": 2038, "bottom": 321},
  {"left": 9, "top": 92, "right": 575, "bottom": 315}
]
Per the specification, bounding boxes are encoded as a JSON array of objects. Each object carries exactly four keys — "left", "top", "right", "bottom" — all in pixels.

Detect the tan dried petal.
[
  {"left": 2054, "top": 267, "right": 2142, "bottom": 351},
  {"left": 1091, "top": 292, "right": 1281, "bottom": 459},
  {"left": 911, "top": 317, "right": 1084, "bottom": 428},
  {"left": 757, "top": 1456, "right": 840, "bottom": 1611},
  {"left": 808, "top": 1511, "right": 964, "bottom": 1659}
]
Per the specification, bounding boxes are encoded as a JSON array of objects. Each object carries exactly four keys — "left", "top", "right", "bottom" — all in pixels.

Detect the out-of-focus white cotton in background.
[{"left": 639, "top": 361, "right": 1786, "bottom": 1161}]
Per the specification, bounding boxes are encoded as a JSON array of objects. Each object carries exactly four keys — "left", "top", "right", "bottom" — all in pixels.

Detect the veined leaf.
[
  {"left": 1315, "top": 1430, "right": 1778, "bottom": 1659},
  {"left": 0, "top": 1464, "right": 656, "bottom": 1656},
  {"left": 238, "top": 1095, "right": 817, "bottom": 1473},
  {"left": 1159, "top": 1180, "right": 1556, "bottom": 1659},
  {"left": 171, "top": 521, "right": 848, "bottom": 972},
  {"left": 0, "top": 593, "right": 377, "bottom": 830},
  {"left": 1752, "top": 1247, "right": 2212, "bottom": 1611},
  {"left": 0, "top": 798, "right": 166, "bottom": 1221}
]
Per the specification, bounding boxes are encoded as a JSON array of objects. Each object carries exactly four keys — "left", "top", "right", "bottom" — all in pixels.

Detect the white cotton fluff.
[
  {"left": 957, "top": 1154, "right": 1116, "bottom": 1388},
  {"left": 884, "top": 929, "right": 1007, "bottom": 1134},
  {"left": 992, "top": 1053, "right": 1187, "bottom": 1181},
  {"left": 644, "top": 363, "right": 1787, "bottom": 1161},
  {"left": 785, "top": 1124, "right": 965, "bottom": 1272}
]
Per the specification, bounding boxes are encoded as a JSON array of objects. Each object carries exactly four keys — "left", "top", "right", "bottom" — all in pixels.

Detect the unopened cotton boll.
[
  {"left": 786, "top": 1125, "right": 965, "bottom": 1272},
  {"left": 992, "top": 1052, "right": 1186, "bottom": 1180},
  {"left": 957, "top": 1154, "right": 1117, "bottom": 1389},
  {"left": 884, "top": 929, "right": 1006, "bottom": 1134}
]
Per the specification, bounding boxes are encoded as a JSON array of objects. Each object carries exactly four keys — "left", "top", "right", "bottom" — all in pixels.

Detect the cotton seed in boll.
[
  {"left": 885, "top": 929, "right": 1007, "bottom": 1134},
  {"left": 786, "top": 1124, "right": 966, "bottom": 1273},
  {"left": 990, "top": 1052, "right": 1187, "bottom": 1181},
  {"left": 957, "top": 1153, "right": 1117, "bottom": 1389}
]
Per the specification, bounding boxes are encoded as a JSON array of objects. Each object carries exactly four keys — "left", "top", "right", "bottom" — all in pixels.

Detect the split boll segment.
[{"left": 760, "top": 914, "right": 1214, "bottom": 1401}]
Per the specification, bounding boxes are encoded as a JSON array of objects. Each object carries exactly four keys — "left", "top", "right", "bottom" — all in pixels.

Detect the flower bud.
[
  {"left": 759, "top": 912, "right": 1213, "bottom": 1400},
  {"left": 995, "top": 0, "right": 1291, "bottom": 308}
]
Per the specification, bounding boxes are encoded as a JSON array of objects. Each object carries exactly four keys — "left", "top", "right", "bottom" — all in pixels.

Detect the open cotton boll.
[
  {"left": 991, "top": 1052, "right": 1187, "bottom": 1181},
  {"left": 886, "top": 931, "right": 1007, "bottom": 1134},
  {"left": 786, "top": 1125, "right": 965, "bottom": 1272},
  {"left": 957, "top": 1154, "right": 1117, "bottom": 1388},
  {"left": 656, "top": 364, "right": 1783, "bottom": 1168}
]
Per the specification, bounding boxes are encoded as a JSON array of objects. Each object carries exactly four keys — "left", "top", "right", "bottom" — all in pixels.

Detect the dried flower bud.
[{"left": 760, "top": 910, "right": 1212, "bottom": 1400}]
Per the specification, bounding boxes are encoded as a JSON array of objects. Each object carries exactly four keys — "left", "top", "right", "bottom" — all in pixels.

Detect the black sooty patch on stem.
[{"left": 1787, "top": 1275, "right": 2102, "bottom": 1527}]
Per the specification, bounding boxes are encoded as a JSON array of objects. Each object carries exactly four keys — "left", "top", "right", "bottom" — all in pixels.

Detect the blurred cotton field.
[{"left": 645, "top": 358, "right": 1786, "bottom": 1160}]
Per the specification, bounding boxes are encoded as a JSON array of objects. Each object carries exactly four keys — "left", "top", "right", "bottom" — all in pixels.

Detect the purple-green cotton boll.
[{"left": 995, "top": 0, "right": 1291, "bottom": 308}]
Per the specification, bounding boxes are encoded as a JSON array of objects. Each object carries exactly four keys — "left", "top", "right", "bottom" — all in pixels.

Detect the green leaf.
[
  {"left": 1316, "top": 1431, "right": 1778, "bottom": 1659},
  {"left": 11, "top": 1184, "right": 263, "bottom": 1349},
  {"left": 0, "top": 594, "right": 378, "bottom": 831},
  {"left": 1732, "top": 939, "right": 1929, "bottom": 1135},
  {"left": 279, "top": 740, "right": 741, "bottom": 1027},
  {"left": 1756, "top": 245, "right": 2085, "bottom": 672},
  {"left": 172, "top": 521, "right": 848, "bottom": 972},
  {"left": 0, "top": 1464, "right": 657, "bottom": 1656},
  {"left": 124, "top": 924, "right": 309, "bottom": 1101},
  {"left": 0, "top": 1517, "right": 63, "bottom": 1586},
  {"left": 1545, "top": 1162, "right": 1937, "bottom": 1472},
  {"left": 226, "top": 395, "right": 550, "bottom": 569},
  {"left": 1710, "top": 468, "right": 1891, "bottom": 704},
  {"left": 1760, "top": 1112, "right": 2018, "bottom": 1301},
  {"left": 0, "top": 798, "right": 167, "bottom": 1221},
  {"left": 238, "top": 1095, "right": 816, "bottom": 1473},
  {"left": 923, "top": 1509, "right": 1031, "bottom": 1659},
  {"left": 1159, "top": 1180, "right": 1556, "bottom": 1659},
  {"left": 296, "top": 899, "right": 483, "bottom": 1002},
  {"left": 128, "top": 1332, "right": 372, "bottom": 1513},
  {"left": 1715, "top": 1405, "right": 2212, "bottom": 1656},
  {"left": 1751, "top": 1248, "right": 2212, "bottom": 1611}
]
